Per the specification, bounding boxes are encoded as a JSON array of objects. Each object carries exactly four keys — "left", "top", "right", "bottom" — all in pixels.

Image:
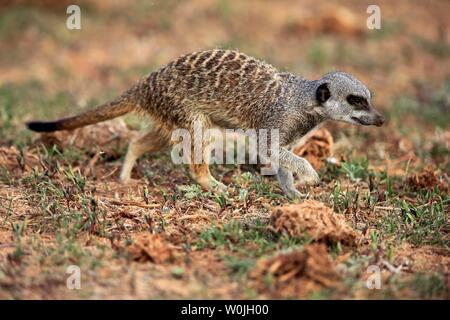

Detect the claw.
[
  {"left": 286, "top": 188, "right": 307, "bottom": 199},
  {"left": 213, "top": 181, "right": 228, "bottom": 192}
]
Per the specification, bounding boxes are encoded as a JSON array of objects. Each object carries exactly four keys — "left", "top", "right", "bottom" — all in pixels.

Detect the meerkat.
[{"left": 27, "top": 49, "right": 384, "bottom": 198}]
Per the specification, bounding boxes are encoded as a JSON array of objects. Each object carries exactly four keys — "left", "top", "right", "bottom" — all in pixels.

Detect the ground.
[{"left": 0, "top": 0, "right": 449, "bottom": 299}]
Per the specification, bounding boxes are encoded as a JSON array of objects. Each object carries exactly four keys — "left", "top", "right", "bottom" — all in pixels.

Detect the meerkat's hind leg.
[
  {"left": 187, "top": 116, "right": 227, "bottom": 192},
  {"left": 189, "top": 163, "right": 227, "bottom": 192},
  {"left": 119, "top": 126, "right": 170, "bottom": 183}
]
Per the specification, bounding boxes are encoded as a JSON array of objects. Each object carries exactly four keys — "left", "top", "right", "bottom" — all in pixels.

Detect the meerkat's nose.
[{"left": 374, "top": 113, "right": 385, "bottom": 126}]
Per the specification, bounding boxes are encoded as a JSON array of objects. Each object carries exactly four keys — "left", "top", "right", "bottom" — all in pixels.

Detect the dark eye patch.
[{"left": 347, "top": 95, "right": 369, "bottom": 110}]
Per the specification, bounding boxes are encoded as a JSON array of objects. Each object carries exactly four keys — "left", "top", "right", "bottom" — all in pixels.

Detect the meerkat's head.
[{"left": 314, "top": 71, "right": 385, "bottom": 127}]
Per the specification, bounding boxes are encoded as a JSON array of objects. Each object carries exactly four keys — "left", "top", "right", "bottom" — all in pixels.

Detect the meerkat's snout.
[
  {"left": 366, "top": 101, "right": 385, "bottom": 127},
  {"left": 372, "top": 110, "right": 385, "bottom": 126},
  {"left": 350, "top": 108, "right": 385, "bottom": 127}
]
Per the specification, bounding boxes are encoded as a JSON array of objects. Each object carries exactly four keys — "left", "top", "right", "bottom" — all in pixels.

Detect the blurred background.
[{"left": 0, "top": 0, "right": 449, "bottom": 167}]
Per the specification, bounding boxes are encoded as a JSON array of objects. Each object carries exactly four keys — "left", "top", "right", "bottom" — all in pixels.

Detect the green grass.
[
  {"left": 177, "top": 184, "right": 205, "bottom": 200},
  {"left": 307, "top": 40, "right": 330, "bottom": 69},
  {"left": 409, "top": 273, "right": 447, "bottom": 299},
  {"left": 415, "top": 36, "right": 450, "bottom": 59},
  {"left": 367, "top": 20, "right": 404, "bottom": 41},
  {"left": 389, "top": 81, "right": 450, "bottom": 129},
  {"left": 223, "top": 255, "right": 255, "bottom": 276},
  {"left": 128, "top": 0, "right": 178, "bottom": 31},
  {"left": 339, "top": 157, "right": 370, "bottom": 182},
  {"left": 0, "top": 81, "right": 77, "bottom": 146},
  {"left": 380, "top": 189, "right": 449, "bottom": 246},
  {"left": 195, "top": 220, "right": 307, "bottom": 256},
  {"left": 0, "top": 7, "right": 52, "bottom": 40},
  {"left": 215, "top": 0, "right": 236, "bottom": 22},
  {"left": 329, "top": 182, "right": 360, "bottom": 214}
]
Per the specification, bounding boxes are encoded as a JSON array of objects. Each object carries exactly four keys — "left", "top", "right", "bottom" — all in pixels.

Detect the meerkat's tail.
[{"left": 26, "top": 85, "right": 141, "bottom": 132}]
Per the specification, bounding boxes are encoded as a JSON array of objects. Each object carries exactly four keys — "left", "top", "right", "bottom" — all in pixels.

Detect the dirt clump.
[
  {"left": 271, "top": 200, "right": 359, "bottom": 246},
  {"left": 293, "top": 128, "right": 334, "bottom": 170},
  {"left": 0, "top": 146, "right": 40, "bottom": 175},
  {"left": 406, "top": 168, "right": 447, "bottom": 192},
  {"left": 394, "top": 243, "right": 450, "bottom": 274},
  {"left": 250, "top": 243, "right": 340, "bottom": 297},
  {"left": 127, "top": 233, "right": 177, "bottom": 264}
]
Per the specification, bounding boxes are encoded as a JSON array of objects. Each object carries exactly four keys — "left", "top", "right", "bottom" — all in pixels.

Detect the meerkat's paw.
[
  {"left": 298, "top": 164, "right": 320, "bottom": 186},
  {"left": 119, "top": 172, "right": 140, "bottom": 185},
  {"left": 211, "top": 180, "right": 228, "bottom": 192},
  {"left": 119, "top": 175, "right": 130, "bottom": 184},
  {"left": 119, "top": 169, "right": 132, "bottom": 184},
  {"left": 118, "top": 176, "right": 140, "bottom": 185},
  {"left": 197, "top": 177, "right": 228, "bottom": 193},
  {"left": 283, "top": 187, "right": 307, "bottom": 199}
]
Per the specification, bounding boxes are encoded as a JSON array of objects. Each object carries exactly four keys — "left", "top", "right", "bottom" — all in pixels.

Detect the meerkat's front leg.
[
  {"left": 277, "top": 167, "right": 306, "bottom": 199},
  {"left": 276, "top": 143, "right": 311, "bottom": 199},
  {"left": 258, "top": 141, "right": 318, "bottom": 197},
  {"left": 278, "top": 148, "right": 320, "bottom": 186}
]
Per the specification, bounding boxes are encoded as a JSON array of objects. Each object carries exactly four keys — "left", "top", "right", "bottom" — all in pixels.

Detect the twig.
[
  {"left": 103, "top": 197, "right": 159, "bottom": 209},
  {"left": 83, "top": 152, "right": 101, "bottom": 176},
  {"left": 100, "top": 167, "right": 118, "bottom": 180},
  {"left": 374, "top": 206, "right": 395, "bottom": 211}
]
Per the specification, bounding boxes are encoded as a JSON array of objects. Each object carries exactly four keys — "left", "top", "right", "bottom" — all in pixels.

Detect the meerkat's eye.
[{"left": 347, "top": 95, "right": 369, "bottom": 110}]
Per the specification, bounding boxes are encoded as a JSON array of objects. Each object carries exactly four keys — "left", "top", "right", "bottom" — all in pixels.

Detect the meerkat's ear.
[{"left": 316, "top": 83, "right": 331, "bottom": 104}]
